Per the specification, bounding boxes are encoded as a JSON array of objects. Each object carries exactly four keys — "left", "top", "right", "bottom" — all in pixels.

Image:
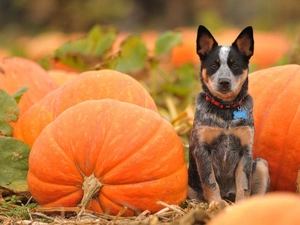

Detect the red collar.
[{"left": 205, "top": 93, "right": 243, "bottom": 109}]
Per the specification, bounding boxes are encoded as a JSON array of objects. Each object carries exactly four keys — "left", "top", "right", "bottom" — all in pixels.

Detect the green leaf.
[
  {"left": 0, "top": 137, "right": 30, "bottom": 191},
  {"left": 0, "top": 121, "right": 13, "bottom": 136},
  {"left": 87, "top": 26, "right": 117, "bottom": 56},
  {"left": 154, "top": 31, "right": 182, "bottom": 55},
  {"left": 114, "top": 35, "right": 148, "bottom": 73},
  {"left": 55, "top": 39, "right": 86, "bottom": 55},
  {"left": 38, "top": 57, "right": 51, "bottom": 70},
  {"left": 53, "top": 25, "right": 117, "bottom": 71},
  {"left": 161, "top": 63, "right": 199, "bottom": 102},
  {"left": 54, "top": 40, "right": 89, "bottom": 71},
  {"left": 0, "top": 89, "right": 19, "bottom": 123},
  {"left": 12, "top": 86, "right": 29, "bottom": 104}
]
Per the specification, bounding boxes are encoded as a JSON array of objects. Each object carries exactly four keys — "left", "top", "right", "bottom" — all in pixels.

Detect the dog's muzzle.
[{"left": 218, "top": 78, "right": 231, "bottom": 92}]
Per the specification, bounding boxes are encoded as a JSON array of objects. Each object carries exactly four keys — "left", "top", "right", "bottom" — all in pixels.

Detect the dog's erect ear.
[
  {"left": 196, "top": 25, "right": 218, "bottom": 60},
  {"left": 232, "top": 26, "right": 254, "bottom": 60}
]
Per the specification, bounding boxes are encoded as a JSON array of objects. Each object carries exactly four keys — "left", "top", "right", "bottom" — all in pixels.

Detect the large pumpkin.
[
  {"left": 27, "top": 99, "right": 188, "bottom": 216},
  {"left": 249, "top": 64, "right": 300, "bottom": 191},
  {"left": 208, "top": 192, "right": 300, "bottom": 225},
  {"left": 0, "top": 57, "right": 57, "bottom": 115},
  {"left": 14, "top": 69, "right": 158, "bottom": 146}
]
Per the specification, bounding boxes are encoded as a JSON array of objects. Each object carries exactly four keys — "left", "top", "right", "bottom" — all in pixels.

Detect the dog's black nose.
[{"left": 218, "top": 78, "right": 231, "bottom": 88}]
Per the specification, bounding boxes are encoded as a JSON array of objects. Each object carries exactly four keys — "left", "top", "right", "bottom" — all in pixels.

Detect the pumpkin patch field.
[{"left": 0, "top": 24, "right": 300, "bottom": 224}]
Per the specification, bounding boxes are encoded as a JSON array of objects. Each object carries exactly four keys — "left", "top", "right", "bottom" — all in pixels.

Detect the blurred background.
[
  {"left": 0, "top": 0, "right": 299, "bottom": 33},
  {"left": 0, "top": 0, "right": 299, "bottom": 153},
  {"left": 0, "top": 0, "right": 298, "bottom": 65},
  {"left": 0, "top": 0, "right": 299, "bottom": 62}
]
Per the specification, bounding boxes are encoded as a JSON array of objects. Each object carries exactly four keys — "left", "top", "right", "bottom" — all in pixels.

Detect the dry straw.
[{"left": 1, "top": 200, "right": 231, "bottom": 225}]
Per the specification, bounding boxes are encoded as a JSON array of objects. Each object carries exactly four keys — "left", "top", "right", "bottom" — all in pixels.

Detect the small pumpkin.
[
  {"left": 170, "top": 29, "right": 199, "bottom": 67},
  {"left": 0, "top": 57, "right": 57, "bottom": 115},
  {"left": 14, "top": 69, "right": 158, "bottom": 147},
  {"left": 23, "top": 32, "right": 70, "bottom": 60},
  {"left": 48, "top": 69, "right": 78, "bottom": 87},
  {"left": 27, "top": 99, "right": 188, "bottom": 216},
  {"left": 208, "top": 192, "right": 300, "bottom": 225},
  {"left": 249, "top": 64, "right": 300, "bottom": 191}
]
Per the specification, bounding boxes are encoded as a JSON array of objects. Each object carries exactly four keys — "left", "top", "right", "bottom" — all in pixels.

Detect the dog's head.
[{"left": 196, "top": 26, "right": 254, "bottom": 102}]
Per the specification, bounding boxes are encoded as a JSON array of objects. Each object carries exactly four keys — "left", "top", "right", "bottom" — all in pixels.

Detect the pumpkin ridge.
[
  {"left": 50, "top": 88, "right": 63, "bottom": 117},
  {"left": 46, "top": 190, "right": 83, "bottom": 205},
  {"left": 27, "top": 172, "right": 82, "bottom": 205},
  {"left": 254, "top": 66, "right": 298, "bottom": 156},
  {"left": 52, "top": 129, "right": 86, "bottom": 181},
  {"left": 103, "top": 163, "right": 187, "bottom": 186},
  {"left": 91, "top": 100, "right": 122, "bottom": 175},
  {"left": 90, "top": 195, "right": 105, "bottom": 214},
  {"left": 28, "top": 168, "right": 83, "bottom": 189},
  {"left": 47, "top": 100, "right": 118, "bottom": 177},
  {"left": 98, "top": 191, "right": 133, "bottom": 214},
  {"left": 30, "top": 125, "right": 85, "bottom": 186},
  {"left": 98, "top": 164, "right": 187, "bottom": 215},
  {"left": 30, "top": 169, "right": 82, "bottom": 188},
  {"left": 101, "top": 117, "right": 164, "bottom": 182},
  {"left": 93, "top": 161, "right": 187, "bottom": 215},
  {"left": 272, "top": 66, "right": 300, "bottom": 189},
  {"left": 42, "top": 189, "right": 83, "bottom": 206},
  {"left": 141, "top": 87, "right": 148, "bottom": 109}
]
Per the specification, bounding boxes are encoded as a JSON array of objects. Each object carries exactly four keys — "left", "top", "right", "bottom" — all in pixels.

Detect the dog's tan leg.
[
  {"left": 192, "top": 150, "right": 222, "bottom": 203},
  {"left": 251, "top": 158, "right": 270, "bottom": 195},
  {"left": 201, "top": 165, "right": 222, "bottom": 203},
  {"left": 188, "top": 186, "right": 205, "bottom": 203},
  {"left": 235, "top": 156, "right": 252, "bottom": 202},
  {"left": 190, "top": 127, "right": 222, "bottom": 204}
]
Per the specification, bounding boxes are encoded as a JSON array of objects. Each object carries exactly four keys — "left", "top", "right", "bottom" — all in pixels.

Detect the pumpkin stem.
[
  {"left": 80, "top": 173, "right": 103, "bottom": 207},
  {"left": 76, "top": 164, "right": 104, "bottom": 217}
]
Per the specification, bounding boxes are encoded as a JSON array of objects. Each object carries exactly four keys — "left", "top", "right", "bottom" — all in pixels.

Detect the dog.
[{"left": 188, "top": 25, "right": 270, "bottom": 203}]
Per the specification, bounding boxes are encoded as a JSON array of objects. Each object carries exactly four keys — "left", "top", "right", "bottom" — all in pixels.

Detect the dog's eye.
[
  {"left": 210, "top": 63, "right": 218, "bottom": 69},
  {"left": 231, "top": 63, "right": 239, "bottom": 69}
]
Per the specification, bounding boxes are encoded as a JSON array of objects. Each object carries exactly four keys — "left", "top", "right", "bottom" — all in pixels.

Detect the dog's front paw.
[
  {"left": 207, "top": 200, "right": 230, "bottom": 213},
  {"left": 235, "top": 189, "right": 250, "bottom": 202}
]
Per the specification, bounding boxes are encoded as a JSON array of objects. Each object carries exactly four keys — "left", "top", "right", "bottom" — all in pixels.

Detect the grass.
[{"left": 0, "top": 195, "right": 37, "bottom": 221}]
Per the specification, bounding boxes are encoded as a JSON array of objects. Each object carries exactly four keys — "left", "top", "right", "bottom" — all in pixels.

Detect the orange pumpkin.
[
  {"left": 48, "top": 69, "right": 78, "bottom": 87},
  {"left": 0, "top": 57, "right": 57, "bottom": 115},
  {"left": 208, "top": 192, "right": 300, "bottom": 225},
  {"left": 249, "top": 64, "right": 300, "bottom": 191},
  {"left": 170, "top": 28, "right": 199, "bottom": 67},
  {"left": 14, "top": 69, "right": 158, "bottom": 147},
  {"left": 27, "top": 99, "right": 188, "bottom": 216}
]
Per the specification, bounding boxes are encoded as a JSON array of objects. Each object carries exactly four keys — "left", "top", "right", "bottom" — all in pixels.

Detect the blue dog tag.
[{"left": 233, "top": 109, "right": 247, "bottom": 120}]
